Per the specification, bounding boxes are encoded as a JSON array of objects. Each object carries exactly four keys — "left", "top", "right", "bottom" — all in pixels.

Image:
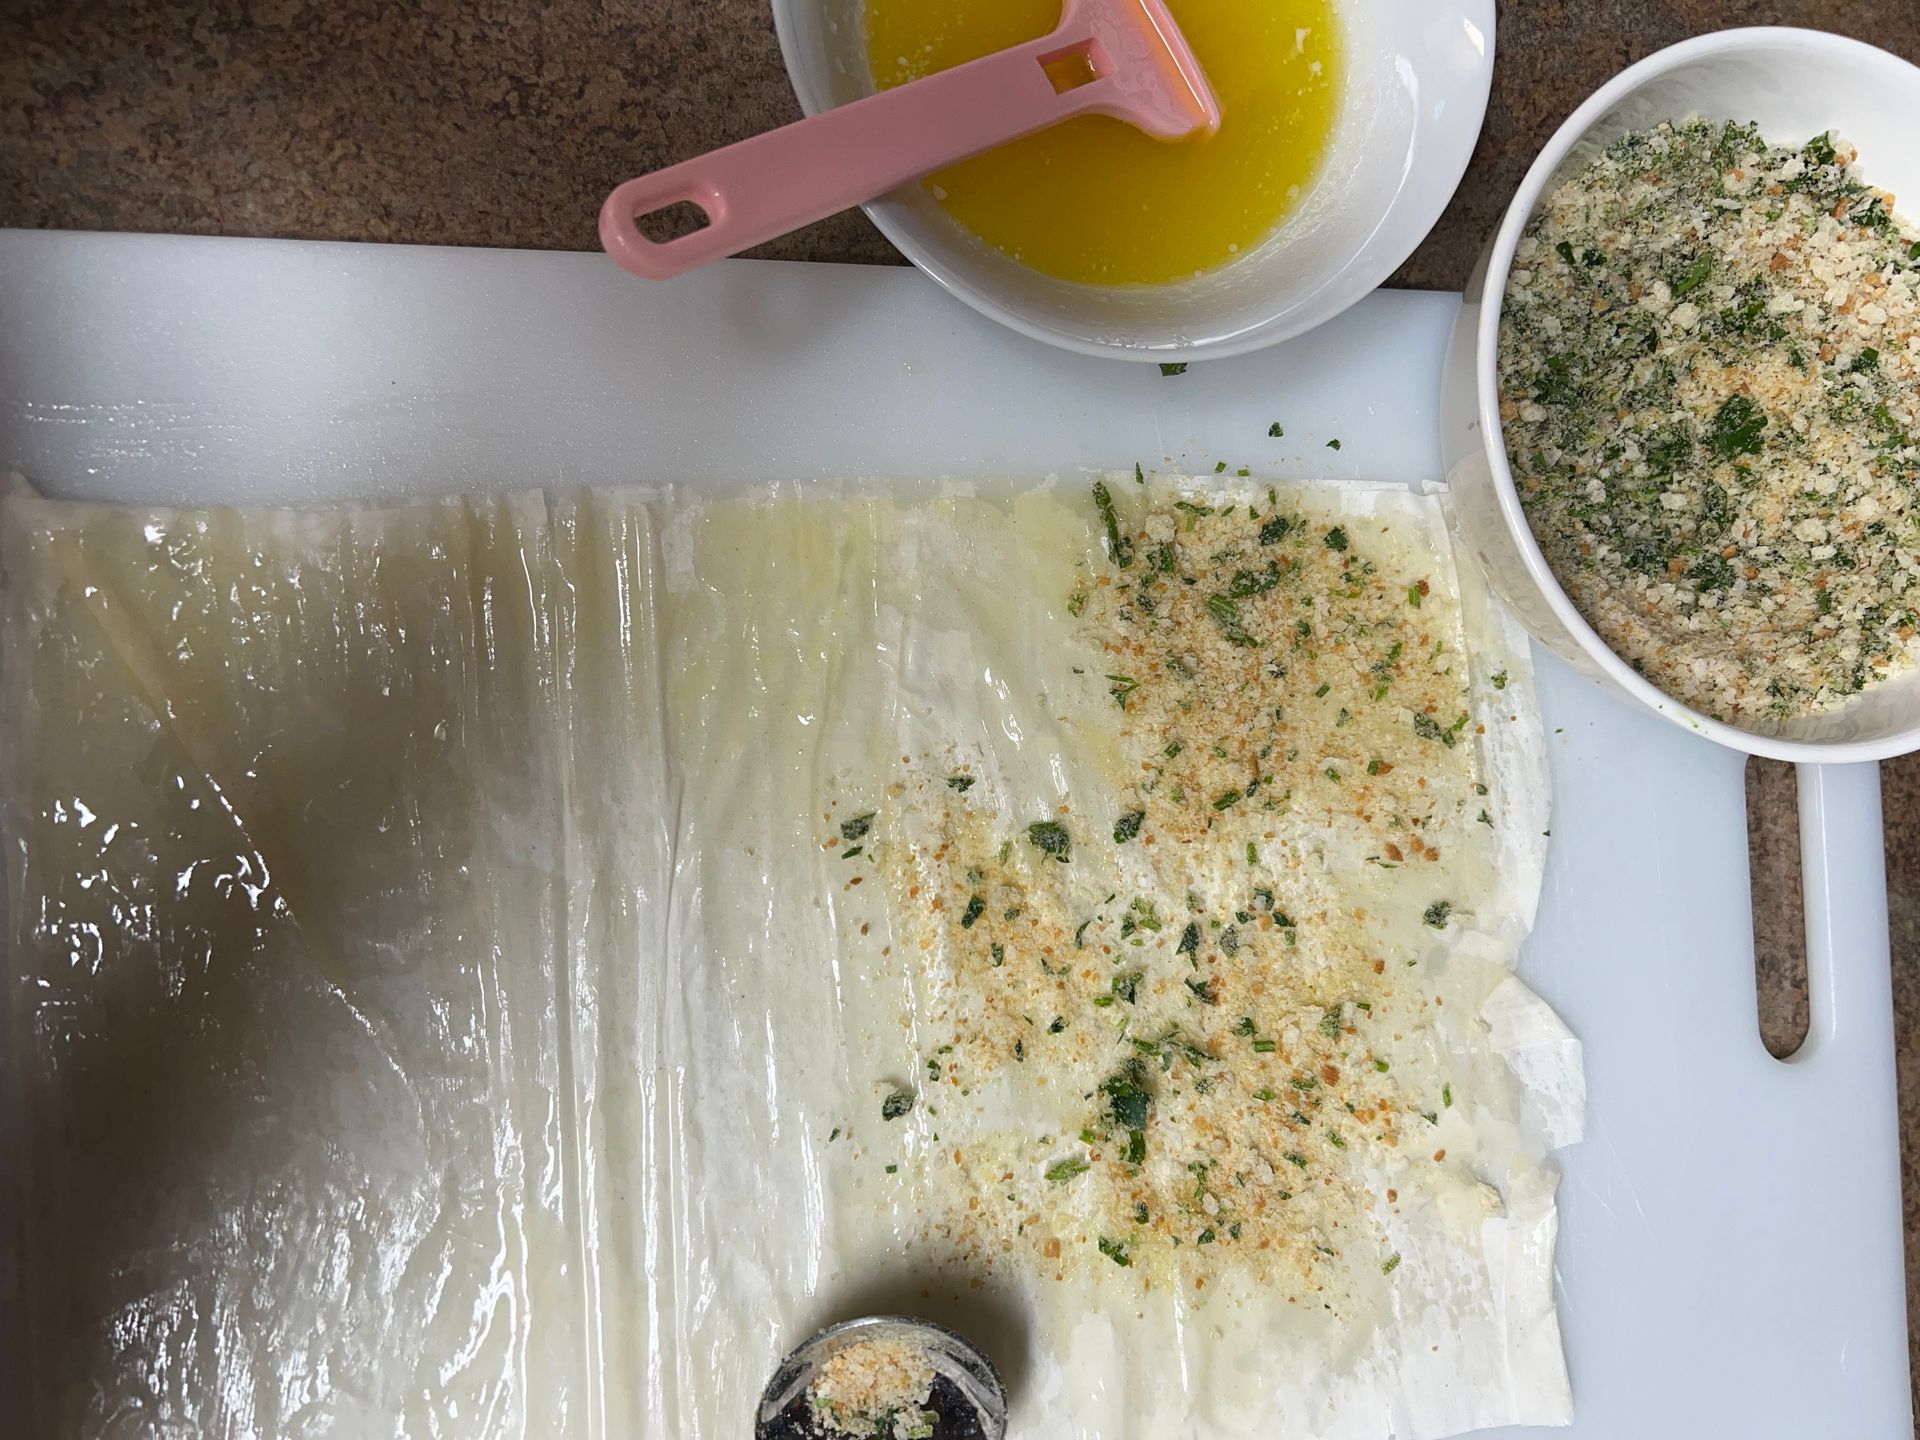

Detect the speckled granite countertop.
[{"left": 2, "top": 0, "right": 1915, "bottom": 1419}]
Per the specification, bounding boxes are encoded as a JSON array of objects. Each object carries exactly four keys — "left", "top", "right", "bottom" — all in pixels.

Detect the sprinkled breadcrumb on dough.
[
  {"left": 1500, "top": 119, "right": 1920, "bottom": 725},
  {"left": 834, "top": 481, "right": 1511, "bottom": 1302},
  {"left": 807, "top": 1336, "right": 937, "bottom": 1439}
]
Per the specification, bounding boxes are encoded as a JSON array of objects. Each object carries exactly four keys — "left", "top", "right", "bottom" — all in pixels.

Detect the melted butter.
[{"left": 864, "top": 0, "right": 1342, "bottom": 286}]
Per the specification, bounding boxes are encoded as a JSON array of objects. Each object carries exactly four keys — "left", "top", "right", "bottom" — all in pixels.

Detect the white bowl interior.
[
  {"left": 775, "top": 0, "right": 1493, "bottom": 359},
  {"left": 1484, "top": 32, "right": 1920, "bottom": 752}
]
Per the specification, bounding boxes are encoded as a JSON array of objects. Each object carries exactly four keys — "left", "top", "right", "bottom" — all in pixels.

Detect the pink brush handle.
[{"left": 601, "top": 33, "right": 1110, "bottom": 280}]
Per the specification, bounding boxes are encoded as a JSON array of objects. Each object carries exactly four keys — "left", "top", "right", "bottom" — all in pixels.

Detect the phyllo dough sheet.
[
  {"left": 0, "top": 476, "right": 1581, "bottom": 1440},
  {"left": 1, "top": 487, "right": 671, "bottom": 1438}
]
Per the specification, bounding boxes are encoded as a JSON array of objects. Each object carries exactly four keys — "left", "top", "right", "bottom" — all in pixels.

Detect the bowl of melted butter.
[{"left": 774, "top": 0, "right": 1493, "bottom": 361}]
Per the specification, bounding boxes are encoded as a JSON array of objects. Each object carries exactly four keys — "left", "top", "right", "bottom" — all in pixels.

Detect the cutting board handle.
[{"left": 1792, "top": 761, "right": 1892, "bottom": 1063}]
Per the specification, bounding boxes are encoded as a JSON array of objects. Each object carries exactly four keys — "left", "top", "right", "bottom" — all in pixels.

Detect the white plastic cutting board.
[{"left": 0, "top": 230, "right": 1909, "bottom": 1439}]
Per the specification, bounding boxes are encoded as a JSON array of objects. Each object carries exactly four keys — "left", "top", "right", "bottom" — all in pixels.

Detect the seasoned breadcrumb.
[
  {"left": 838, "top": 482, "right": 1506, "bottom": 1298},
  {"left": 1500, "top": 119, "right": 1920, "bottom": 725},
  {"left": 807, "top": 1336, "right": 936, "bottom": 1439}
]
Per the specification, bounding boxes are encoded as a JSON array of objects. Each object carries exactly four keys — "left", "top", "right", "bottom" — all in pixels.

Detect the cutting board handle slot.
[
  {"left": 1786, "top": 760, "right": 1891, "bottom": 1066},
  {"left": 1746, "top": 757, "right": 1810, "bottom": 1059}
]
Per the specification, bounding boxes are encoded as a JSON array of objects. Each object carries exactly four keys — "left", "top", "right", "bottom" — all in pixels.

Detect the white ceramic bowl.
[
  {"left": 1441, "top": 27, "right": 1920, "bottom": 763},
  {"left": 771, "top": 0, "right": 1494, "bottom": 362}
]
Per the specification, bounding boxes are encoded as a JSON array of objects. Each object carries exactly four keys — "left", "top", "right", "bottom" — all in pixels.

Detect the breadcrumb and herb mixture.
[
  {"left": 1500, "top": 119, "right": 1920, "bottom": 725},
  {"left": 807, "top": 1336, "right": 937, "bottom": 1439},
  {"left": 824, "top": 479, "right": 1517, "bottom": 1304}
]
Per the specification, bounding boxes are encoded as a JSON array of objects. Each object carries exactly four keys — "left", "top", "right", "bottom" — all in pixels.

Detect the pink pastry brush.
[{"left": 599, "top": 0, "right": 1219, "bottom": 280}]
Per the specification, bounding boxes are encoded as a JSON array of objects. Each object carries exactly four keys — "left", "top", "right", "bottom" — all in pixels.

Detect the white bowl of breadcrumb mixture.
[{"left": 1443, "top": 27, "right": 1920, "bottom": 759}]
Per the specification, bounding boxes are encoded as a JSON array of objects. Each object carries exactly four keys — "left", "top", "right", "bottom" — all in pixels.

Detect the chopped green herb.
[
  {"left": 840, "top": 812, "right": 875, "bottom": 842},
  {"left": 1098, "top": 1236, "right": 1133, "bottom": 1266},
  {"left": 1382, "top": 1253, "right": 1402, "bottom": 1275},
  {"left": 1324, "top": 526, "right": 1349, "bottom": 551},
  {"left": 1102, "top": 1067, "right": 1152, "bottom": 1132},
  {"left": 1258, "top": 514, "right": 1293, "bottom": 545},
  {"left": 1107, "top": 673, "right": 1140, "bottom": 710},
  {"left": 1158, "top": 362, "right": 1187, "bottom": 377},
  {"left": 1028, "top": 820, "right": 1072, "bottom": 863},
  {"left": 1045, "top": 1156, "right": 1091, "bottom": 1183},
  {"left": 1443, "top": 1082, "right": 1454, "bottom": 1108},
  {"left": 1176, "top": 921, "right": 1200, "bottom": 955},
  {"left": 1423, "top": 900, "right": 1453, "bottom": 929},
  {"left": 1670, "top": 252, "right": 1713, "bottom": 298},
  {"left": 1205, "top": 593, "right": 1260, "bottom": 647},
  {"left": 1113, "top": 810, "right": 1145, "bottom": 843},
  {"left": 881, "top": 1089, "right": 915, "bottom": 1121},
  {"left": 1704, "top": 393, "right": 1767, "bottom": 459},
  {"left": 1269, "top": 422, "right": 1284, "bottom": 437},
  {"left": 1091, "top": 479, "right": 1135, "bottom": 568},
  {"left": 947, "top": 773, "right": 976, "bottom": 792},
  {"left": 1252, "top": 1038, "right": 1278, "bottom": 1053},
  {"left": 841, "top": 846, "right": 863, "bottom": 859},
  {"left": 1491, "top": 670, "right": 1508, "bottom": 690},
  {"left": 960, "top": 894, "right": 985, "bottom": 928},
  {"left": 1227, "top": 561, "right": 1281, "bottom": 597},
  {"left": 1111, "top": 971, "right": 1143, "bottom": 1004},
  {"left": 1157, "top": 1029, "right": 1214, "bottom": 1067},
  {"left": 1212, "top": 789, "right": 1242, "bottom": 811}
]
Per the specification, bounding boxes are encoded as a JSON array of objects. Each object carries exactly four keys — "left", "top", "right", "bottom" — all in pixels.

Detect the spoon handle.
[{"left": 600, "top": 28, "right": 1136, "bottom": 280}]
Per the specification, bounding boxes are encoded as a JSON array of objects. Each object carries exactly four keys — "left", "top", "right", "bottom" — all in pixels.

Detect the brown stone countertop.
[{"left": 1, "top": 0, "right": 1916, "bottom": 1425}]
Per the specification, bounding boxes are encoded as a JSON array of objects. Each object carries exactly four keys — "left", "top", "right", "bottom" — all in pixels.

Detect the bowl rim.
[
  {"left": 1472, "top": 25, "right": 1920, "bottom": 763},
  {"left": 772, "top": 0, "right": 1495, "bottom": 364}
]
